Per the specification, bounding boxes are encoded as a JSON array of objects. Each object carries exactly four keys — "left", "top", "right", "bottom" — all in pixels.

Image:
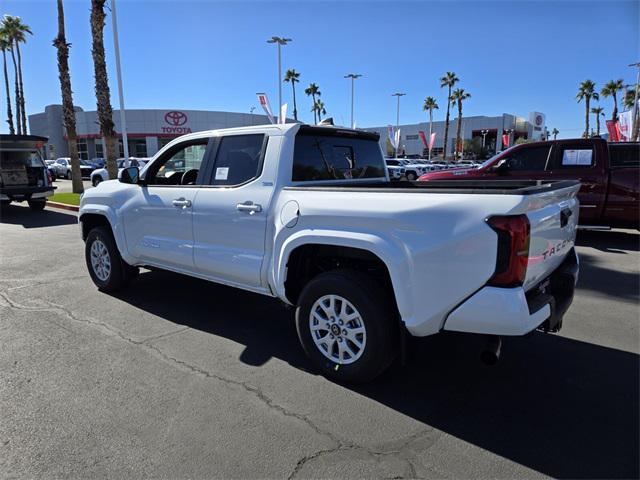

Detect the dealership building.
[
  {"left": 28, "top": 104, "right": 275, "bottom": 160},
  {"left": 365, "top": 111, "right": 548, "bottom": 156}
]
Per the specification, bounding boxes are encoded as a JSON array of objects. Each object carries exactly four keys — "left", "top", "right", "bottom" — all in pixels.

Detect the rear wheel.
[
  {"left": 92, "top": 176, "right": 102, "bottom": 187},
  {"left": 28, "top": 199, "right": 46, "bottom": 211},
  {"left": 65, "top": 170, "right": 71, "bottom": 180},
  {"left": 406, "top": 171, "right": 417, "bottom": 181},
  {"left": 85, "top": 226, "right": 137, "bottom": 292},
  {"left": 295, "top": 270, "right": 397, "bottom": 383}
]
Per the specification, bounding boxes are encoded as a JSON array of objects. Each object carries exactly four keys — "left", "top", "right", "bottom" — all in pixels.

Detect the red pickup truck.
[{"left": 419, "top": 139, "right": 639, "bottom": 229}]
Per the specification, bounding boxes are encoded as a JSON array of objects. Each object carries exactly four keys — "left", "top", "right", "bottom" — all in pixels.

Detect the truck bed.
[{"left": 285, "top": 179, "right": 580, "bottom": 195}]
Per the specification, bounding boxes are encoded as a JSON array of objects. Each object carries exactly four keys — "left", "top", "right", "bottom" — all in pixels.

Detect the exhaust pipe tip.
[{"left": 480, "top": 336, "right": 502, "bottom": 366}]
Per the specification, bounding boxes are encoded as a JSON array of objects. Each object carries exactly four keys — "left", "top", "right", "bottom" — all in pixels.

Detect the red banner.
[
  {"left": 418, "top": 131, "right": 428, "bottom": 147},
  {"left": 429, "top": 132, "right": 436, "bottom": 149},
  {"left": 502, "top": 134, "right": 510, "bottom": 147},
  {"left": 606, "top": 120, "right": 621, "bottom": 142}
]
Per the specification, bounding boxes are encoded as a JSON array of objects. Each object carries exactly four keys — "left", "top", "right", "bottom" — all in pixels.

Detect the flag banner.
[
  {"left": 256, "top": 93, "right": 275, "bottom": 124},
  {"left": 395, "top": 129, "right": 401, "bottom": 152},
  {"left": 388, "top": 126, "right": 397, "bottom": 149},
  {"left": 429, "top": 132, "right": 436, "bottom": 149},
  {"left": 280, "top": 103, "right": 288, "bottom": 125},
  {"left": 605, "top": 120, "right": 621, "bottom": 142},
  {"left": 618, "top": 110, "right": 633, "bottom": 141},
  {"left": 418, "top": 131, "right": 428, "bottom": 147},
  {"left": 502, "top": 134, "right": 510, "bottom": 147}
]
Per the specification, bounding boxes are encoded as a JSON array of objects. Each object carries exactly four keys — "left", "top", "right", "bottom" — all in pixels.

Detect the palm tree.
[
  {"left": 449, "top": 88, "right": 470, "bottom": 160},
  {"left": 440, "top": 72, "right": 459, "bottom": 159},
  {"left": 422, "top": 96, "right": 438, "bottom": 159},
  {"left": 90, "top": 0, "right": 118, "bottom": 179},
  {"left": 600, "top": 79, "right": 624, "bottom": 121},
  {"left": 0, "top": 20, "right": 21, "bottom": 134},
  {"left": 576, "top": 80, "right": 599, "bottom": 139},
  {"left": 1, "top": 15, "right": 31, "bottom": 134},
  {"left": 0, "top": 35, "right": 15, "bottom": 134},
  {"left": 590, "top": 106, "right": 605, "bottom": 136},
  {"left": 551, "top": 128, "right": 559, "bottom": 140},
  {"left": 313, "top": 99, "right": 326, "bottom": 122},
  {"left": 53, "top": 0, "right": 83, "bottom": 194},
  {"left": 304, "top": 83, "right": 320, "bottom": 124},
  {"left": 283, "top": 69, "right": 300, "bottom": 121}
]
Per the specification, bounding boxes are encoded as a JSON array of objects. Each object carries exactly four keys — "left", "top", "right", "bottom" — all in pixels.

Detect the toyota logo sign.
[{"left": 164, "top": 111, "right": 187, "bottom": 126}]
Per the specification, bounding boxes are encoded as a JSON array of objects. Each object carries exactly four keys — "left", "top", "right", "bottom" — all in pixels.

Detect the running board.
[{"left": 578, "top": 225, "right": 611, "bottom": 231}]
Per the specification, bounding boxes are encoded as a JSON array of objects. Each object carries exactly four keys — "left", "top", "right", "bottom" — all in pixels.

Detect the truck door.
[
  {"left": 192, "top": 134, "right": 272, "bottom": 289},
  {"left": 547, "top": 141, "right": 605, "bottom": 223},
  {"left": 122, "top": 138, "right": 211, "bottom": 271}
]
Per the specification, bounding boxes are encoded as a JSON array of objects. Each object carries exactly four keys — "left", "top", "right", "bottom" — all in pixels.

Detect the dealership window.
[
  {"left": 95, "top": 142, "right": 103, "bottom": 158},
  {"left": 134, "top": 140, "right": 147, "bottom": 157},
  {"left": 405, "top": 134, "right": 419, "bottom": 140},
  {"left": 77, "top": 141, "right": 88, "bottom": 160},
  {"left": 293, "top": 133, "right": 386, "bottom": 181},
  {"left": 210, "top": 134, "right": 265, "bottom": 186},
  {"left": 95, "top": 140, "right": 124, "bottom": 158}
]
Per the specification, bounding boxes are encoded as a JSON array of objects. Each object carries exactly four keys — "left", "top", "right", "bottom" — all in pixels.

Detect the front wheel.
[
  {"left": 406, "top": 171, "right": 417, "bottom": 181},
  {"left": 85, "top": 226, "right": 137, "bottom": 292},
  {"left": 295, "top": 270, "right": 398, "bottom": 383},
  {"left": 65, "top": 171, "right": 71, "bottom": 180}
]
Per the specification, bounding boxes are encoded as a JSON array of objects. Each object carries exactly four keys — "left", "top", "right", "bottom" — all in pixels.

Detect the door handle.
[
  {"left": 236, "top": 202, "right": 262, "bottom": 215},
  {"left": 172, "top": 198, "right": 192, "bottom": 209}
]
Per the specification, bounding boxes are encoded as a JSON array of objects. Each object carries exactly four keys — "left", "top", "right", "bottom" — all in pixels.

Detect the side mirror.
[
  {"left": 120, "top": 166, "right": 139, "bottom": 184},
  {"left": 493, "top": 159, "right": 509, "bottom": 174}
]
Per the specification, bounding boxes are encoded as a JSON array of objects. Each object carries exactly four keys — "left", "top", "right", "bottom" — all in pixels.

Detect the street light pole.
[
  {"left": 111, "top": 0, "right": 129, "bottom": 158},
  {"left": 392, "top": 92, "right": 406, "bottom": 156},
  {"left": 481, "top": 129, "right": 489, "bottom": 148},
  {"left": 344, "top": 73, "right": 362, "bottom": 129},
  {"left": 267, "top": 36, "right": 291, "bottom": 124}
]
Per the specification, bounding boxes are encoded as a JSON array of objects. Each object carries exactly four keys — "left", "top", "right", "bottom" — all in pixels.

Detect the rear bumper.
[
  {"left": 0, "top": 186, "right": 55, "bottom": 202},
  {"left": 443, "top": 248, "right": 579, "bottom": 336}
]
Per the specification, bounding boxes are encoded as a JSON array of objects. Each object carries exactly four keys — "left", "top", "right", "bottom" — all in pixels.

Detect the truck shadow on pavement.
[
  {"left": 576, "top": 228, "right": 640, "bottom": 253},
  {"left": 0, "top": 204, "right": 77, "bottom": 228},
  {"left": 111, "top": 264, "right": 639, "bottom": 479}
]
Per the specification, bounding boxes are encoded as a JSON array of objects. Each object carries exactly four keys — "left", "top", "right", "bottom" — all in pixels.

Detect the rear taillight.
[{"left": 486, "top": 214, "right": 530, "bottom": 287}]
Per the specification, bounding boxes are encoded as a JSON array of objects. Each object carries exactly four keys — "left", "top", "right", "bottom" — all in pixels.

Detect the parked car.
[
  {"left": 384, "top": 159, "right": 406, "bottom": 180},
  {"left": 90, "top": 158, "right": 149, "bottom": 186},
  {"left": 45, "top": 160, "right": 57, "bottom": 181},
  {"left": 53, "top": 157, "right": 72, "bottom": 179},
  {"left": 90, "top": 157, "right": 105, "bottom": 168},
  {"left": 0, "top": 135, "right": 56, "bottom": 210},
  {"left": 79, "top": 160, "right": 97, "bottom": 179},
  {"left": 79, "top": 124, "right": 580, "bottom": 383},
  {"left": 419, "top": 139, "right": 639, "bottom": 229}
]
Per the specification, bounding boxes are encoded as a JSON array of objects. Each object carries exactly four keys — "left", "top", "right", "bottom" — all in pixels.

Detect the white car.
[
  {"left": 79, "top": 123, "right": 580, "bottom": 383},
  {"left": 384, "top": 159, "right": 405, "bottom": 180},
  {"left": 91, "top": 158, "right": 149, "bottom": 186},
  {"left": 53, "top": 157, "right": 72, "bottom": 179}
]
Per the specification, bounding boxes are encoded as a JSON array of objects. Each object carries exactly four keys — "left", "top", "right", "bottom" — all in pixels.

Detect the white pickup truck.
[{"left": 79, "top": 124, "right": 580, "bottom": 382}]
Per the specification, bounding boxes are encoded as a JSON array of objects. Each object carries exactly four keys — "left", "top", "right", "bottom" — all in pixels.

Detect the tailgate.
[{"left": 523, "top": 183, "right": 580, "bottom": 291}]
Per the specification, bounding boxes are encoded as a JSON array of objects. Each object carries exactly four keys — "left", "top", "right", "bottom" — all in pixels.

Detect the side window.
[
  {"left": 293, "top": 135, "right": 386, "bottom": 181},
  {"left": 499, "top": 146, "right": 550, "bottom": 171},
  {"left": 555, "top": 144, "right": 595, "bottom": 169},
  {"left": 210, "top": 134, "right": 265, "bottom": 186},
  {"left": 145, "top": 140, "right": 209, "bottom": 186},
  {"left": 609, "top": 145, "right": 639, "bottom": 167}
]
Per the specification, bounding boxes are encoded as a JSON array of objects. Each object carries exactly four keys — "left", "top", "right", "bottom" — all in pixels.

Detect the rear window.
[
  {"left": 293, "top": 133, "right": 386, "bottom": 181},
  {"left": 609, "top": 144, "right": 639, "bottom": 168},
  {"left": 0, "top": 150, "right": 43, "bottom": 168}
]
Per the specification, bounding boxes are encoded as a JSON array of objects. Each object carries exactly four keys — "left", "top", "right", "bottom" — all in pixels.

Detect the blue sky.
[{"left": 1, "top": 0, "right": 638, "bottom": 137}]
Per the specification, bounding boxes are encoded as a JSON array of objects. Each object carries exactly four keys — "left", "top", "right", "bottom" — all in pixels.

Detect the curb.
[{"left": 46, "top": 201, "right": 79, "bottom": 213}]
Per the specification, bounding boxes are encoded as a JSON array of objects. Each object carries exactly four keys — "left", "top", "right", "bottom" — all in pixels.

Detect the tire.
[
  {"left": 85, "top": 226, "right": 137, "bottom": 292},
  {"left": 28, "top": 200, "right": 46, "bottom": 211},
  {"left": 295, "top": 269, "right": 398, "bottom": 383},
  {"left": 92, "top": 176, "right": 102, "bottom": 187},
  {"left": 406, "top": 171, "right": 417, "bottom": 181},
  {"left": 66, "top": 171, "right": 71, "bottom": 180}
]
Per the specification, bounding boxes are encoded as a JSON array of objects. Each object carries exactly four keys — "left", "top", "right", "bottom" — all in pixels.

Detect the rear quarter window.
[
  {"left": 293, "top": 133, "right": 386, "bottom": 181},
  {"left": 609, "top": 144, "right": 639, "bottom": 168}
]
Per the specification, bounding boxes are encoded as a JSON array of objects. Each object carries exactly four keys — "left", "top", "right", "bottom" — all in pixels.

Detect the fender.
[
  {"left": 270, "top": 228, "right": 415, "bottom": 325},
  {"left": 79, "top": 204, "right": 137, "bottom": 266}
]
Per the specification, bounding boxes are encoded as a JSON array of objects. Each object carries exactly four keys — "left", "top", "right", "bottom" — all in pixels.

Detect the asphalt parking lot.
[
  {"left": 0, "top": 203, "right": 638, "bottom": 479},
  {"left": 52, "top": 178, "right": 93, "bottom": 193}
]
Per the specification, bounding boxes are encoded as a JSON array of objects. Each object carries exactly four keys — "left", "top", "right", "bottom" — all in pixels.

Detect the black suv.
[{"left": 0, "top": 135, "right": 56, "bottom": 211}]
